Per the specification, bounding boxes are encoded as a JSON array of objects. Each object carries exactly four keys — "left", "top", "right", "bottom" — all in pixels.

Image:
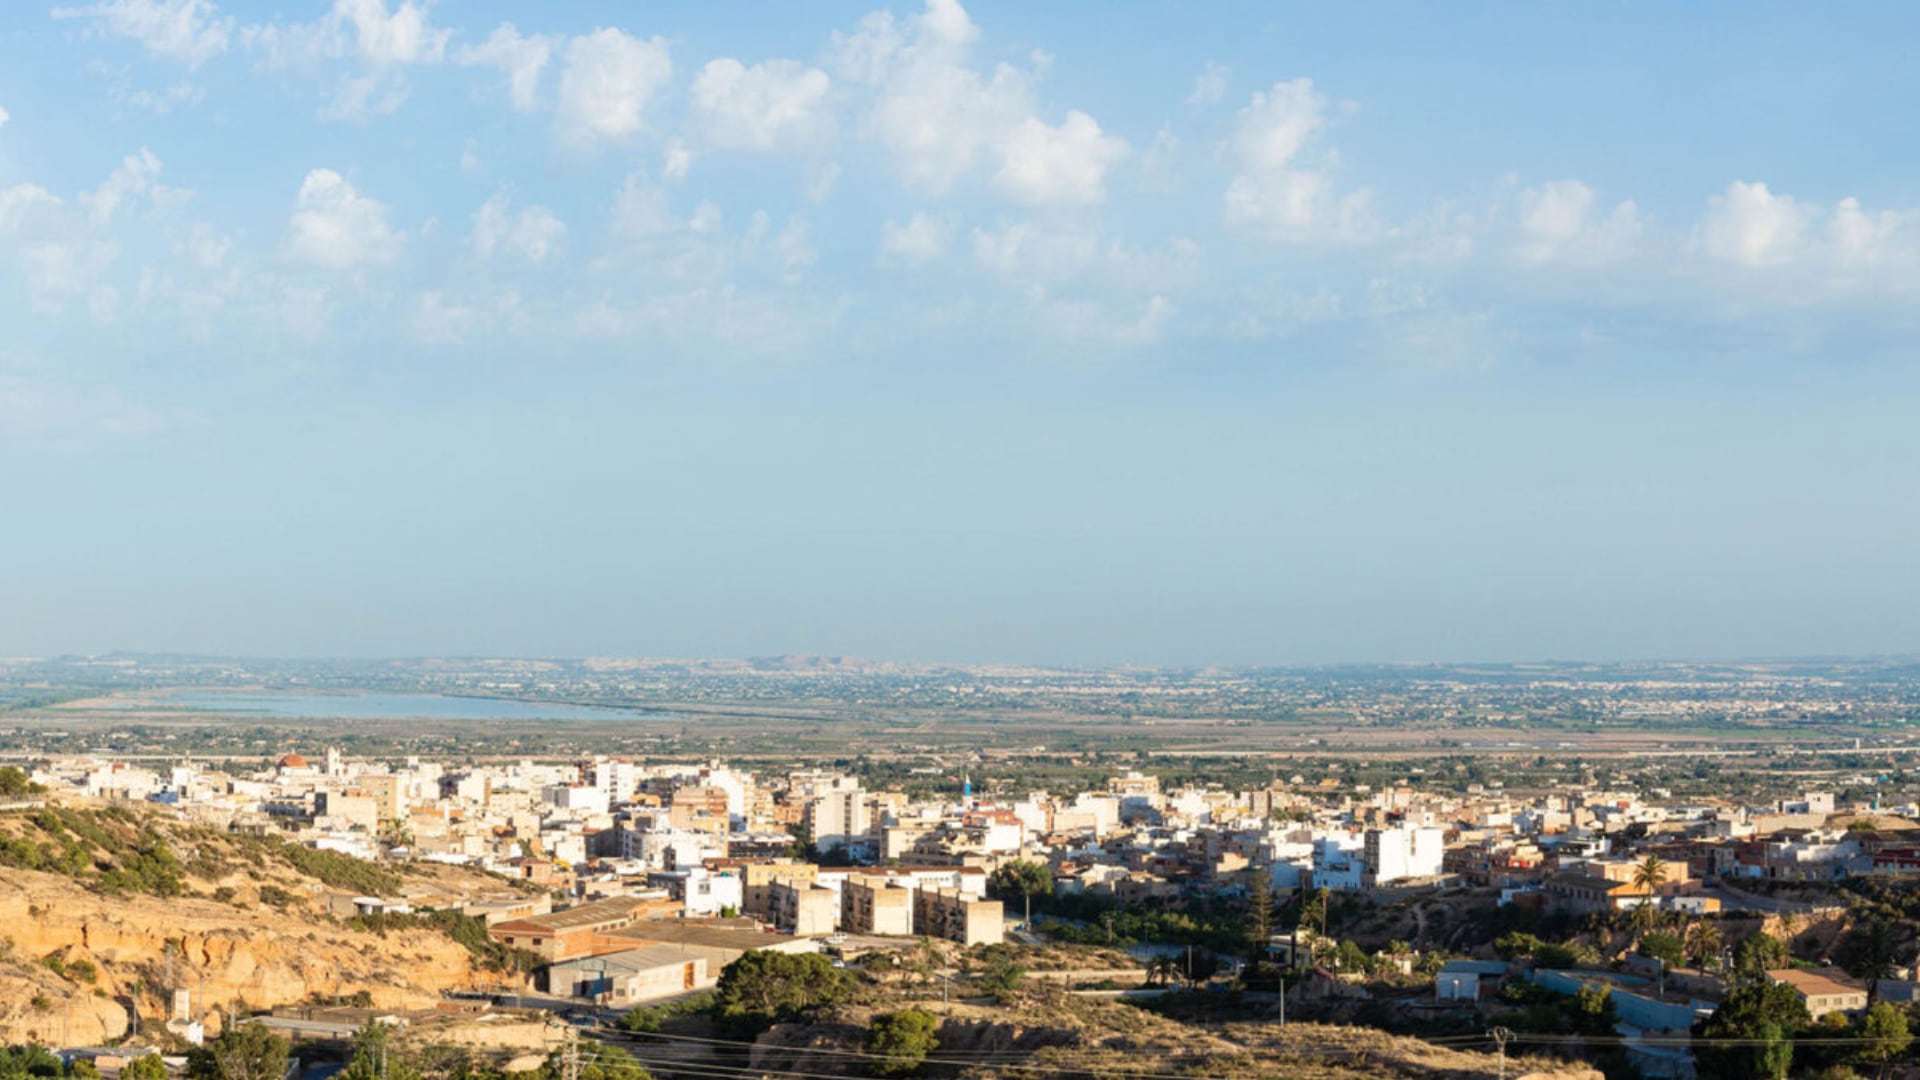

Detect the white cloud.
[
  {"left": 471, "top": 191, "right": 565, "bottom": 263},
  {"left": 0, "top": 185, "right": 61, "bottom": 233},
  {"left": 0, "top": 106, "right": 9, "bottom": 128},
  {"left": 244, "top": 1, "right": 448, "bottom": 65},
  {"left": 1187, "top": 61, "right": 1228, "bottom": 106},
  {"left": 82, "top": 147, "right": 168, "bottom": 226},
  {"left": 52, "top": 0, "right": 232, "bottom": 69},
  {"left": 286, "top": 168, "right": 403, "bottom": 269},
  {"left": 610, "top": 176, "right": 680, "bottom": 240},
  {"left": 880, "top": 213, "right": 951, "bottom": 265},
  {"left": 555, "top": 28, "right": 673, "bottom": 144},
  {"left": 0, "top": 151, "right": 180, "bottom": 317},
  {"left": 742, "top": 211, "right": 816, "bottom": 282},
  {"left": 1117, "top": 294, "right": 1173, "bottom": 345},
  {"left": 1138, "top": 125, "right": 1182, "bottom": 193},
  {"left": 1513, "top": 180, "right": 1642, "bottom": 265},
  {"left": 688, "top": 58, "right": 834, "bottom": 152},
  {"left": 992, "top": 110, "right": 1127, "bottom": 207},
  {"left": 334, "top": 0, "right": 448, "bottom": 65},
  {"left": 241, "top": 0, "right": 449, "bottom": 119},
  {"left": 663, "top": 140, "right": 695, "bottom": 181},
  {"left": 1828, "top": 197, "right": 1918, "bottom": 271},
  {"left": 972, "top": 221, "right": 1098, "bottom": 284},
  {"left": 1223, "top": 78, "right": 1375, "bottom": 242},
  {"left": 179, "top": 221, "right": 232, "bottom": 269},
  {"left": 456, "top": 22, "right": 552, "bottom": 112},
  {"left": 1697, "top": 181, "right": 1811, "bottom": 267},
  {"left": 114, "top": 79, "right": 205, "bottom": 115},
  {"left": 22, "top": 239, "right": 121, "bottom": 315},
  {"left": 831, "top": 0, "right": 1035, "bottom": 193}
]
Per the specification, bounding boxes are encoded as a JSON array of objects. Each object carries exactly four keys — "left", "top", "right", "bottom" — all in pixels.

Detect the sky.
[{"left": 2, "top": 1, "right": 1919, "bottom": 667}]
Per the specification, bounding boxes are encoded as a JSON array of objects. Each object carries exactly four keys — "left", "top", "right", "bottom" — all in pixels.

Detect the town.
[{"left": 10, "top": 732, "right": 1920, "bottom": 1079}]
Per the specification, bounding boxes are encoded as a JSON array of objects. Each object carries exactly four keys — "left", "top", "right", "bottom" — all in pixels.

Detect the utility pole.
[
  {"left": 1276, "top": 947, "right": 1286, "bottom": 1028},
  {"left": 561, "top": 1023, "right": 580, "bottom": 1080},
  {"left": 1490, "top": 1026, "right": 1513, "bottom": 1080}
]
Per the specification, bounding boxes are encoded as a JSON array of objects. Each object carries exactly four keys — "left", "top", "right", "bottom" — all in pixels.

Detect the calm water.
[{"left": 103, "top": 691, "right": 664, "bottom": 721}]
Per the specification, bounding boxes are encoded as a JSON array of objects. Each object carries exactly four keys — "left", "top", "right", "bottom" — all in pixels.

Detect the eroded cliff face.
[{"left": 0, "top": 867, "right": 489, "bottom": 1045}]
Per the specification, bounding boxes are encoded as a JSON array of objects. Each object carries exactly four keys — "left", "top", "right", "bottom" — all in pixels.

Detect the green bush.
[
  {"left": 348, "top": 910, "right": 542, "bottom": 974},
  {"left": 864, "top": 1009, "right": 939, "bottom": 1076},
  {"left": 712, "top": 952, "right": 850, "bottom": 1037}
]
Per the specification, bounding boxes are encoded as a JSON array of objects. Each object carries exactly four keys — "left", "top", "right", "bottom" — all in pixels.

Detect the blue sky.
[{"left": 2, "top": 1, "right": 1918, "bottom": 665}]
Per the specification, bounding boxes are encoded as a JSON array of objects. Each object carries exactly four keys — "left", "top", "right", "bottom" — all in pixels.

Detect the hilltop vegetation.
[{"left": 0, "top": 801, "right": 414, "bottom": 900}]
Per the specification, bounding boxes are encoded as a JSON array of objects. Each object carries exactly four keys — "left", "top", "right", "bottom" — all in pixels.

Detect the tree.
[
  {"left": 1533, "top": 943, "right": 1581, "bottom": 970},
  {"left": 1494, "top": 932, "right": 1546, "bottom": 959},
  {"left": 187, "top": 1022, "right": 292, "bottom": 1080},
  {"left": 1853, "top": 1000, "right": 1912, "bottom": 1079},
  {"left": 0, "top": 766, "right": 44, "bottom": 798},
  {"left": 342, "top": 1022, "right": 419, "bottom": 1080},
  {"left": 1630, "top": 855, "right": 1668, "bottom": 933},
  {"left": 1686, "top": 920, "right": 1725, "bottom": 971},
  {"left": 1639, "top": 931, "right": 1685, "bottom": 970},
  {"left": 1734, "top": 932, "right": 1791, "bottom": 981},
  {"left": 0, "top": 1045, "right": 64, "bottom": 1079},
  {"left": 1306, "top": 887, "right": 1331, "bottom": 940},
  {"left": 1333, "top": 940, "right": 1371, "bottom": 975},
  {"left": 1573, "top": 984, "right": 1616, "bottom": 1036},
  {"left": 976, "top": 956, "right": 1025, "bottom": 996},
  {"left": 1749, "top": 1022, "right": 1791, "bottom": 1080},
  {"left": 1145, "top": 955, "right": 1179, "bottom": 987},
  {"left": 1695, "top": 980, "right": 1809, "bottom": 1080},
  {"left": 1243, "top": 876, "right": 1274, "bottom": 977},
  {"left": 712, "top": 951, "right": 851, "bottom": 1037},
  {"left": 986, "top": 859, "right": 1052, "bottom": 926},
  {"left": 122, "top": 1057, "right": 169, "bottom": 1080},
  {"left": 541, "top": 1042, "right": 647, "bottom": 1080},
  {"left": 378, "top": 817, "right": 414, "bottom": 850},
  {"left": 864, "top": 1008, "right": 939, "bottom": 1077},
  {"left": 1836, "top": 919, "right": 1903, "bottom": 1003}
]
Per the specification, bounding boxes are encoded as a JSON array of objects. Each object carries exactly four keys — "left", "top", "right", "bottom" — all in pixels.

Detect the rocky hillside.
[{"left": 0, "top": 799, "right": 534, "bottom": 1046}]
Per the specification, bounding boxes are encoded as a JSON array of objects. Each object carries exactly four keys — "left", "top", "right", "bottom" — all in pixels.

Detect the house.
[
  {"left": 1767, "top": 968, "right": 1868, "bottom": 1020},
  {"left": 548, "top": 946, "right": 709, "bottom": 1003},
  {"left": 486, "top": 896, "right": 648, "bottom": 960},
  {"left": 1436, "top": 960, "right": 1510, "bottom": 1002}
]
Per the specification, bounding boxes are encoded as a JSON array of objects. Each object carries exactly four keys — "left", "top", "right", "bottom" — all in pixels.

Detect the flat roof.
[{"left": 1769, "top": 968, "right": 1866, "bottom": 996}]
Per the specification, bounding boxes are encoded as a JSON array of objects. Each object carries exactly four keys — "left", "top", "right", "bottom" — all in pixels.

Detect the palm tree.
[
  {"left": 1630, "top": 855, "right": 1668, "bottom": 934},
  {"left": 1838, "top": 918, "right": 1902, "bottom": 1004},
  {"left": 1149, "top": 955, "right": 1179, "bottom": 988},
  {"left": 1686, "top": 920, "right": 1724, "bottom": 972}
]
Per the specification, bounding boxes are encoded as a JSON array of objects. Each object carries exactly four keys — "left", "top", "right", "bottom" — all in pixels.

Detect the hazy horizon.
[{"left": 5, "top": 2, "right": 1919, "bottom": 666}]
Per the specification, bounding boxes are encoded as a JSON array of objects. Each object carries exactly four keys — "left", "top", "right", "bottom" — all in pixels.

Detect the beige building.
[
  {"left": 548, "top": 946, "right": 708, "bottom": 1003},
  {"left": 913, "top": 886, "right": 1004, "bottom": 946},
  {"left": 841, "top": 874, "right": 915, "bottom": 936},
  {"left": 1768, "top": 968, "right": 1868, "bottom": 1020},
  {"left": 355, "top": 774, "right": 407, "bottom": 821},
  {"left": 742, "top": 861, "right": 820, "bottom": 919},
  {"left": 768, "top": 880, "right": 840, "bottom": 935}
]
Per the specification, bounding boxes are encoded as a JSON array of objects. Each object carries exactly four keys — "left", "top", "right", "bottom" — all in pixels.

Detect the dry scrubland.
[
  {"left": 0, "top": 799, "right": 527, "bottom": 1045},
  {"left": 740, "top": 988, "right": 1598, "bottom": 1079}
]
